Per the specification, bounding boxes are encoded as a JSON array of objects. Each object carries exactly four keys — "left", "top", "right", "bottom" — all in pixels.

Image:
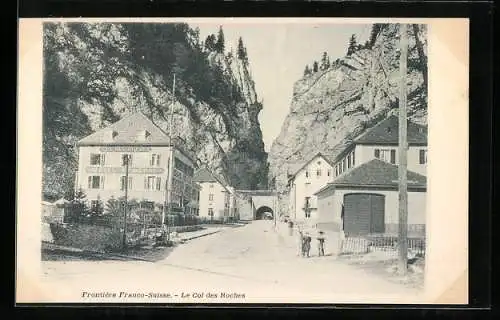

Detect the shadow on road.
[{"left": 42, "top": 243, "right": 175, "bottom": 263}]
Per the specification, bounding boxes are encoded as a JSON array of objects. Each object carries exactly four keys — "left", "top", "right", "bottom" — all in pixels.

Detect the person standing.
[
  {"left": 317, "top": 230, "right": 325, "bottom": 257},
  {"left": 297, "top": 227, "right": 304, "bottom": 257},
  {"left": 303, "top": 232, "right": 312, "bottom": 258}
]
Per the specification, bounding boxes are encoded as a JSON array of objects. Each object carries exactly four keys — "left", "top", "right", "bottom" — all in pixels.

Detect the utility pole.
[
  {"left": 398, "top": 23, "right": 409, "bottom": 276},
  {"left": 163, "top": 73, "right": 176, "bottom": 242},
  {"left": 122, "top": 155, "right": 129, "bottom": 251}
]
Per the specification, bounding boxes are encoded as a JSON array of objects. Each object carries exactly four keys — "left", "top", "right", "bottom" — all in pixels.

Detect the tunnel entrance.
[{"left": 255, "top": 206, "right": 274, "bottom": 220}]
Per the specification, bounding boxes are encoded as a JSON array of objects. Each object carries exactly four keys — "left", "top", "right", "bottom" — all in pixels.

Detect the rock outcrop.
[
  {"left": 268, "top": 24, "right": 428, "bottom": 213},
  {"left": 43, "top": 22, "right": 268, "bottom": 198}
]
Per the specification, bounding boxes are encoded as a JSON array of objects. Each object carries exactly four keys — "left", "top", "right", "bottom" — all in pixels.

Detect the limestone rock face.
[
  {"left": 268, "top": 24, "right": 428, "bottom": 214},
  {"left": 42, "top": 23, "right": 268, "bottom": 198}
]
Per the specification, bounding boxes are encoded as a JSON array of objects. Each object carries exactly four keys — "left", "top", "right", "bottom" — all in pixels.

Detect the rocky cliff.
[
  {"left": 43, "top": 22, "right": 268, "bottom": 198},
  {"left": 268, "top": 24, "right": 428, "bottom": 213}
]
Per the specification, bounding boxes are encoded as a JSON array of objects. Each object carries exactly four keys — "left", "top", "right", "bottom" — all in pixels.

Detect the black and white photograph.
[{"left": 17, "top": 18, "right": 469, "bottom": 304}]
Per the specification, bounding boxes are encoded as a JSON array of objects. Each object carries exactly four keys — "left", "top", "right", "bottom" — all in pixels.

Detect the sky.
[{"left": 189, "top": 21, "right": 371, "bottom": 152}]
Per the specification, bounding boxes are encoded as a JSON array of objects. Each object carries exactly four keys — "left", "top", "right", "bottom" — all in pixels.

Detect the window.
[
  {"left": 150, "top": 154, "right": 160, "bottom": 166},
  {"left": 145, "top": 176, "right": 161, "bottom": 191},
  {"left": 327, "top": 169, "right": 331, "bottom": 177},
  {"left": 120, "top": 176, "right": 133, "bottom": 190},
  {"left": 419, "top": 149, "right": 427, "bottom": 164},
  {"left": 305, "top": 171, "right": 309, "bottom": 178},
  {"left": 208, "top": 208, "right": 214, "bottom": 217},
  {"left": 347, "top": 154, "right": 351, "bottom": 169},
  {"left": 90, "top": 154, "right": 105, "bottom": 166},
  {"left": 390, "top": 150, "right": 396, "bottom": 164},
  {"left": 209, "top": 194, "right": 214, "bottom": 201},
  {"left": 375, "top": 149, "right": 394, "bottom": 163},
  {"left": 88, "top": 176, "right": 104, "bottom": 189},
  {"left": 316, "top": 169, "right": 322, "bottom": 177},
  {"left": 335, "top": 166, "right": 339, "bottom": 176},
  {"left": 351, "top": 151, "right": 355, "bottom": 167},
  {"left": 122, "top": 154, "right": 132, "bottom": 166}
]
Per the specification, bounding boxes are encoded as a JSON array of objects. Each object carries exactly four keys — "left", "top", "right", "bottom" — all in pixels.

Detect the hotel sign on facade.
[{"left": 99, "top": 146, "right": 152, "bottom": 152}]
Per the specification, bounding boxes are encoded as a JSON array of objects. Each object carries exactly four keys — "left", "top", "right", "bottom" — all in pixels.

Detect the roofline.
[
  {"left": 76, "top": 142, "right": 174, "bottom": 147},
  {"left": 332, "top": 183, "right": 427, "bottom": 192},
  {"left": 193, "top": 167, "right": 232, "bottom": 193},
  {"left": 332, "top": 143, "right": 356, "bottom": 164},
  {"left": 351, "top": 115, "right": 427, "bottom": 146},
  {"left": 288, "top": 152, "right": 335, "bottom": 181},
  {"left": 314, "top": 183, "right": 427, "bottom": 196},
  {"left": 353, "top": 141, "right": 428, "bottom": 147}
]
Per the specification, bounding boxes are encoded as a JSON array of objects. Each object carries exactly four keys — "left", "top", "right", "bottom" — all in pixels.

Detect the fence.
[{"left": 341, "top": 235, "right": 426, "bottom": 257}]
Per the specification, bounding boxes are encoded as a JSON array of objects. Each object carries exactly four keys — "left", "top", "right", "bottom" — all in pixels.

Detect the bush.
[{"left": 49, "top": 222, "right": 123, "bottom": 252}]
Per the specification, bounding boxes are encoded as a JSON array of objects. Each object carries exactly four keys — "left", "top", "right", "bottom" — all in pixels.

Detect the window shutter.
[
  {"left": 88, "top": 176, "right": 91, "bottom": 189},
  {"left": 374, "top": 149, "right": 380, "bottom": 158},
  {"left": 100, "top": 176, "right": 105, "bottom": 189},
  {"left": 390, "top": 150, "right": 396, "bottom": 164},
  {"left": 156, "top": 177, "right": 161, "bottom": 191},
  {"left": 144, "top": 177, "right": 147, "bottom": 190},
  {"left": 419, "top": 150, "right": 425, "bottom": 164},
  {"left": 101, "top": 154, "right": 106, "bottom": 166},
  {"left": 129, "top": 177, "right": 133, "bottom": 190},
  {"left": 157, "top": 155, "right": 160, "bottom": 166}
]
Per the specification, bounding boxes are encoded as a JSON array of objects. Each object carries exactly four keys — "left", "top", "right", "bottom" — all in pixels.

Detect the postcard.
[{"left": 17, "top": 17, "right": 469, "bottom": 304}]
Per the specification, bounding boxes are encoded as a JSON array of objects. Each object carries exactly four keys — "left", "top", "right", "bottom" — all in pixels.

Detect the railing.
[{"left": 341, "top": 234, "right": 426, "bottom": 257}]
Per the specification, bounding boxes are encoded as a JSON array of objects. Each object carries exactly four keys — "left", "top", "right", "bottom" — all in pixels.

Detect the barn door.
[
  {"left": 369, "top": 194, "right": 385, "bottom": 234},
  {"left": 344, "top": 194, "right": 371, "bottom": 236},
  {"left": 343, "top": 193, "right": 385, "bottom": 236}
]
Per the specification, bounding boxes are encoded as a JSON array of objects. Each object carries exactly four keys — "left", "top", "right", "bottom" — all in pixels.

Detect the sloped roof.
[
  {"left": 77, "top": 112, "right": 172, "bottom": 146},
  {"left": 193, "top": 167, "right": 228, "bottom": 187},
  {"left": 354, "top": 115, "right": 427, "bottom": 145},
  {"left": 314, "top": 159, "right": 426, "bottom": 195},
  {"left": 193, "top": 168, "right": 218, "bottom": 183},
  {"left": 287, "top": 152, "right": 337, "bottom": 181}
]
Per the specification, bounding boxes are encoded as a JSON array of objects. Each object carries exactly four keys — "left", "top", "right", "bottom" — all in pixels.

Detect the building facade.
[
  {"left": 193, "top": 168, "right": 235, "bottom": 221},
  {"left": 74, "top": 112, "right": 198, "bottom": 219},
  {"left": 331, "top": 115, "right": 428, "bottom": 177},
  {"left": 313, "top": 115, "right": 428, "bottom": 239},
  {"left": 287, "top": 153, "right": 336, "bottom": 224}
]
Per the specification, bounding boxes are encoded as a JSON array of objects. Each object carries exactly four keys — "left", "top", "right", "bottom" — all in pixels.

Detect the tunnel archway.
[{"left": 255, "top": 206, "right": 274, "bottom": 220}]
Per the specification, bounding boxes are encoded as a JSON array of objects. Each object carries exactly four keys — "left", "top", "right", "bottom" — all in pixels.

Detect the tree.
[
  {"left": 237, "top": 37, "right": 247, "bottom": 61},
  {"left": 303, "top": 65, "right": 311, "bottom": 76},
  {"left": 368, "top": 23, "right": 388, "bottom": 48},
  {"left": 320, "top": 51, "right": 330, "bottom": 70},
  {"left": 313, "top": 61, "right": 319, "bottom": 73},
  {"left": 105, "top": 196, "right": 124, "bottom": 228},
  {"left": 347, "top": 34, "right": 357, "bottom": 56},
  {"left": 215, "top": 26, "right": 225, "bottom": 53},
  {"left": 205, "top": 34, "right": 216, "bottom": 51},
  {"left": 70, "top": 188, "right": 89, "bottom": 222}
]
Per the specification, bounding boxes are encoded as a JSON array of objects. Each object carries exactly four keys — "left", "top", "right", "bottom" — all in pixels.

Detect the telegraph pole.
[
  {"left": 398, "top": 23, "right": 409, "bottom": 276},
  {"left": 163, "top": 74, "right": 176, "bottom": 242},
  {"left": 122, "top": 155, "right": 129, "bottom": 250}
]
